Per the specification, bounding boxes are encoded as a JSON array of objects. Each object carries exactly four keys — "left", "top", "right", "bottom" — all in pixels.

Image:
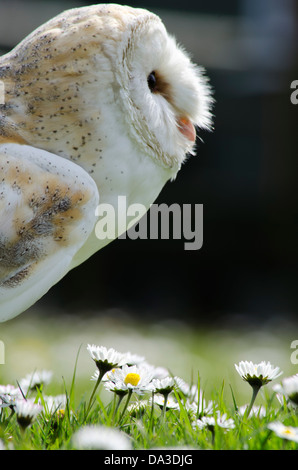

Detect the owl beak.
[{"left": 178, "top": 117, "right": 196, "bottom": 143}]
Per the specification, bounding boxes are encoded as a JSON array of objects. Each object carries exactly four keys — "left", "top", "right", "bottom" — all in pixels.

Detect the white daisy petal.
[
  {"left": 235, "top": 361, "right": 282, "bottom": 387},
  {"left": 151, "top": 394, "right": 180, "bottom": 410},
  {"left": 0, "top": 385, "right": 23, "bottom": 408},
  {"left": 277, "top": 374, "right": 298, "bottom": 406},
  {"left": 71, "top": 425, "right": 132, "bottom": 450},
  {"left": 152, "top": 376, "right": 185, "bottom": 395},
  {"left": 104, "top": 364, "right": 154, "bottom": 395},
  {"left": 238, "top": 405, "right": 266, "bottom": 418},
  {"left": 87, "top": 345, "right": 128, "bottom": 373},
  {"left": 193, "top": 411, "right": 235, "bottom": 431},
  {"left": 14, "top": 399, "right": 43, "bottom": 430},
  {"left": 19, "top": 370, "right": 53, "bottom": 394},
  {"left": 268, "top": 421, "right": 298, "bottom": 442}
]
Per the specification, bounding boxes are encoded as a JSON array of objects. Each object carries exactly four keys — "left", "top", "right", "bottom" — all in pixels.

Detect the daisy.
[
  {"left": 150, "top": 376, "right": 185, "bottom": 418},
  {"left": 268, "top": 421, "right": 298, "bottom": 443},
  {"left": 85, "top": 345, "right": 128, "bottom": 418},
  {"left": 14, "top": 399, "right": 43, "bottom": 431},
  {"left": 193, "top": 411, "right": 234, "bottom": 443},
  {"left": 19, "top": 370, "right": 53, "bottom": 394},
  {"left": 151, "top": 394, "right": 180, "bottom": 411},
  {"left": 179, "top": 383, "right": 200, "bottom": 401},
  {"left": 235, "top": 361, "right": 282, "bottom": 417},
  {"left": 127, "top": 399, "right": 149, "bottom": 417},
  {"left": 71, "top": 425, "right": 132, "bottom": 450},
  {"left": 105, "top": 365, "right": 155, "bottom": 420},
  {"left": 96, "top": 361, "right": 166, "bottom": 384},
  {"left": 238, "top": 404, "right": 266, "bottom": 418},
  {"left": 124, "top": 352, "right": 146, "bottom": 366},
  {"left": 277, "top": 374, "right": 298, "bottom": 406},
  {"left": 235, "top": 361, "right": 282, "bottom": 387},
  {"left": 42, "top": 394, "right": 67, "bottom": 414},
  {"left": 194, "top": 412, "right": 235, "bottom": 431},
  {"left": 151, "top": 376, "right": 185, "bottom": 396},
  {"left": 104, "top": 364, "right": 155, "bottom": 395},
  {"left": 87, "top": 345, "right": 128, "bottom": 375},
  {"left": 185, "top": 396, "right": 216, "bottom": 420},
  {"left": 0, "top": 385, "right": 23, "bottom": 408},
  {"left": 0, "top": 384, "right": 20, "bottom": 395}
]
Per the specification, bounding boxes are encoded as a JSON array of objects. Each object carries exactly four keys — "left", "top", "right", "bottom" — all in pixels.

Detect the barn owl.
[{"left": 0, "top": 4, "right": 212, "bottom": 322}]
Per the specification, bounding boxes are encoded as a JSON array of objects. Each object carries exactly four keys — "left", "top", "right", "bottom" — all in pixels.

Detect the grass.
[{"left": 0, "top": 310, "right": 298, "bottom": 450}]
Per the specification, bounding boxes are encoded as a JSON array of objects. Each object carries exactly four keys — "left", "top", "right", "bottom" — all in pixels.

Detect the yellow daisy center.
[
  {"left": 124, "top": 373, "right": 141, "bottom": 386},
  {"left": 284, "top": 428, "right": 294, "bottom": 436},
  {"left": 56, "top": 409, "right": 65, "bottom": 419}
]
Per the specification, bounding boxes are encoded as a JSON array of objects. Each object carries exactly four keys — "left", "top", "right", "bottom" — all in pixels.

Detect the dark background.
[{"left": 1, "top": 0, "right": 298, "bottom": 326}]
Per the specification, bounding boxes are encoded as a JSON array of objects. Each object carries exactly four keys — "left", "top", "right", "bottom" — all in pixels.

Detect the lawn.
[{"left": 0, "top": 309, "right": 297, "bottom": 450}]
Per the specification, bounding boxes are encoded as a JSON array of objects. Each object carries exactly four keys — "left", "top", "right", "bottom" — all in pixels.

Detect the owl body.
[{"left": 0, "top": 4, "right": 212, "bottom": 321}]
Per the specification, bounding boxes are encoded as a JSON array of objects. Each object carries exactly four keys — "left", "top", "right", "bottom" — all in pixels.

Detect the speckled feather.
[
  {"left": 0, "top": 4, "right": 213, "bottom": 321},
  {"left": 0, "top": 143, "right": 99, "bottom": 321}
]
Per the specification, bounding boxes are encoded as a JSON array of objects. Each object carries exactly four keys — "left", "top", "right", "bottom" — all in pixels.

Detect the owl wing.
[{"left": 0, "top": 143, "right": 99, "bottom": 322}]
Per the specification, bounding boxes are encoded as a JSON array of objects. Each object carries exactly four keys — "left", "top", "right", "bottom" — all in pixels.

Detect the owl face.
[{"left": 116, "top": 12, "right": 212, "bottom": 170}]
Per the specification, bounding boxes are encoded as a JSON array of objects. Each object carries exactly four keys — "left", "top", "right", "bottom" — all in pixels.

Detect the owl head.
[
  {"left": 0, "top": 4, "right": 213, "bottom": 177},
  {"left": 112, "top": 5, "right": 213, "bottom": 171}
]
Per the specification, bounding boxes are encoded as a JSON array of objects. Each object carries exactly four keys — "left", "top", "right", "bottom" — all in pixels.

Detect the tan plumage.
[{"left": 0, "top": 4, "right": 212, "bottom": 321}]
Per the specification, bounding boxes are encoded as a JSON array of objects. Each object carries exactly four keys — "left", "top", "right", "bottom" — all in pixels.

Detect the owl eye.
[{"left": 147, "top": 71, "right": 157, "bottom": 92}]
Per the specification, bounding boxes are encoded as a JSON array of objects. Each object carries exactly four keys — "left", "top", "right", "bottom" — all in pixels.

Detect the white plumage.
[{"left": 0, "top": 4, "right": 213, "bottom": 321}]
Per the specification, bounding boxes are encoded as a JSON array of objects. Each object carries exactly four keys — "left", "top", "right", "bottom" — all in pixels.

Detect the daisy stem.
[
  {"left": 150, "top": 391, "right": 155, "bottom": 425},
  {"left": 85, "top": 370, "right": 105, "bottom": 420},
  {"left": 210, "top": 428, "right": 215, "bottom": 446},
  {"left": 161, "top": 391, "right": 170, "bottom": 423},
  {"left": 118, "top": 389, "right": 133, "bottom": 424},
  {"left": 245, "top": 385, "right": 261, "bottom": 419},
  {"left": 113, "top": 394, "right": 126, "bottom": 421}
]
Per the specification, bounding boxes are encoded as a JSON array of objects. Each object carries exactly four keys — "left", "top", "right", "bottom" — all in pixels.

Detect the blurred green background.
[{"left": 0, "top": 0, "right": 298, "bottom": 400}]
